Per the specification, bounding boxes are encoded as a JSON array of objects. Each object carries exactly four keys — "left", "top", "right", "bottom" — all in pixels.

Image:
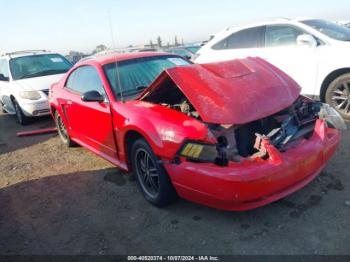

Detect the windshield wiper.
[{"left": 19, "top": 69, "right": 68, "bottom": 79}]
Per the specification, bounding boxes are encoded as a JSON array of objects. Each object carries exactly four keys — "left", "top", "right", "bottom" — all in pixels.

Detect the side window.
[
  {"left": 65, "top": 66, "right": 105, "bottom": 95},
  {"left": 212, "top": 26, "right": 264, "bottom": 50},
  {"left": 265, "top": 25, "right": 305, "bottom": 47},
  {"left": 66, "top": 68, "right": 78, "bottom": 89},
  {"left": 0, "top": 59, "right": 10, "bottom": 81}
]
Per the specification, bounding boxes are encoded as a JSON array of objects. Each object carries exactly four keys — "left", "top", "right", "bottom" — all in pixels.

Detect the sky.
[{"left": 0, "top": 0, "right": 350, "bottom": 54}]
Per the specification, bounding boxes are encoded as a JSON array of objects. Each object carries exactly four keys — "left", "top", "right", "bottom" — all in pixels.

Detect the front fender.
[{"left": 113, "top": 100, "right": 210, "bottom": 162}]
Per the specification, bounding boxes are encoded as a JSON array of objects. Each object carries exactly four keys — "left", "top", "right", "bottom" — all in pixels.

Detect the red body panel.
[
  {"left": 111, "top": 100, "right": 209, "bottom": 163},
  {"left": 49, "top": 52, "right": 341, "bottom": 211}
]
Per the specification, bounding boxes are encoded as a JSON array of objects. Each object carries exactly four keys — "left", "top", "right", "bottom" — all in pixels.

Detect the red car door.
[{"left": 63, "top": 65, "right": 117, "bottom": 160}]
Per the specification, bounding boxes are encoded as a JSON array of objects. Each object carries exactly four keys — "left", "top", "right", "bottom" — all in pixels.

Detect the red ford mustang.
[{"left": 49, "top": 52, "right": 346, "bottom": 211}]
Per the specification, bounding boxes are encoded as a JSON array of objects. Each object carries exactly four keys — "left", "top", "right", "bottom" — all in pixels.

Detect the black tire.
[
  {"left": 325, "top": 73, "right": 350, "bottom": 121},
  {"left": 55, "top": 111, "right": 76, "bottom": 147},
  {"left": 13, "top": 98, "right": 30, "bottom": 125},
  {"left": 131, "top": 138, "right": 177, "bottom": 207}
]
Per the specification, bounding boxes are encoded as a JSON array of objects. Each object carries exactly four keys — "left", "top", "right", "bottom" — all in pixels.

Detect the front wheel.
[
  {"left": 325, "top": 73, "right": 350, "bottom": 121},
  {"left": 13, "top": 98, "right": 30, "bottom": 125},
  {"left": 0, "top": 100, "right": 7, "bottom": 113},
  {"left": 131, "top": 139, "right": 177, "bottom": 207},
  {"left": 55, "top": 111, "right": 76, "bottom": 147}
]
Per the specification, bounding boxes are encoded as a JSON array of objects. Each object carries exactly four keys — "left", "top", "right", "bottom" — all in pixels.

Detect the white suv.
[
  {"left": 0, "top": 50, "right": 72, "bottom": 124},
  {"left": 195, "top": 18, "right": 350, "bottom": 120}
]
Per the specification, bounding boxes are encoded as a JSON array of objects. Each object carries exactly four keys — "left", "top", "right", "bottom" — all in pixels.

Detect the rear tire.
[
  {"left": 55, "top": 111, "right": 76, "bottom": 147},
  {"left": 325, "top": 73, "right": 350, "bottom": 121},
  {"left": 13, "top": 98, "right": 30, "bottom": 125},
  {"left": 131, "top": 138, "right": 177, "bottom": 207}
]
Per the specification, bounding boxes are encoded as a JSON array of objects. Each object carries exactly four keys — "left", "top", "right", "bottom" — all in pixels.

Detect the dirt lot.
[{"left": 0, "top": 112, "right": 349, "bottom": 255}]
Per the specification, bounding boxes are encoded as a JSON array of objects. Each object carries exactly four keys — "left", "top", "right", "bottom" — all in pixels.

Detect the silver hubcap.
[
  {"left": 332, "top": 81, "right": 350, "bottom": 115},
  {"left": 135, "top": 148, "right": 160, "bottom": 198}
]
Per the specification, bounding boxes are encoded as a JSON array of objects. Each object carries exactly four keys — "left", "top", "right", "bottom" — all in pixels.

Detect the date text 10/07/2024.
[{"left": 127, "top": 256, "right": 220, "bottom": 261}]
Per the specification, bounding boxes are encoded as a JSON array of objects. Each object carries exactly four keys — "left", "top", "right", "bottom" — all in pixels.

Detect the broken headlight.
[
  {"left": 319, "top": 103, "right": 347, "bottom": 131},
  {"left": 180, "top": 142, "right": 218, "bottom": 162},
  {"left": 178, "top": 141, "right": 228, "bottom": 166}
]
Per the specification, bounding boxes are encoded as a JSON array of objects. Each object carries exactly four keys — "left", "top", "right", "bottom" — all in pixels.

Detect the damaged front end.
[
  {"left": 139, "top": 58, "right": 345, "bottom": 167},
  {"left": 232, "top": 97, "right": 345, "bottom": 161},
  {"left": 174, "top": 97, "right": 345, "bottom": 166}
]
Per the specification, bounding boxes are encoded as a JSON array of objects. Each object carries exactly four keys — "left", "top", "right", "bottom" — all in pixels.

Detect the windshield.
[
  {"left": 103, "top": 55, "right": 191, "bottom": 100},
  {"left": 302, "top": 19, "right": 350, "bottom": 41},
  {"left": 10, "top": 54, "right": 72, "bottom": 80}
]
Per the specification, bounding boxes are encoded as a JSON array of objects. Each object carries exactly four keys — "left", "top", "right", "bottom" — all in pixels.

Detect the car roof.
[
  {"left": 0, "top": 50, "right": 53, "bottom": 59},
  {"left": 79, "top": 52, "right": 176, "bottom": 66},
  {"left": 223, "top": 17, "right": 314, "bottom": 32},
  {"left": 205, "top": 17, "right": 316, "bottom": 44}
]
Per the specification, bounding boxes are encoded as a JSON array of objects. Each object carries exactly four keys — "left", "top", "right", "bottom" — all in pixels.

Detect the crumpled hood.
[
  {"left": 15, "top": 74, "right": 65, "bottom": 91},
  {"left": 140, "top": 57, "right": 301, "bottom": 124}
]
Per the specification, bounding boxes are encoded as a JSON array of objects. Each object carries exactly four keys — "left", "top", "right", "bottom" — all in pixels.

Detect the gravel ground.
[{"left": 0, "top": 112, "right": 349, "bottom": 255}]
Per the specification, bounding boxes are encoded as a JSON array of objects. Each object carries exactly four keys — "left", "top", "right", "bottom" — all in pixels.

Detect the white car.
[
  {"left": 195, "top": 18, "right": 350, "bottom": 120},
  {"left": 0, "top": 50, "right": 72, "bottom": 124}
]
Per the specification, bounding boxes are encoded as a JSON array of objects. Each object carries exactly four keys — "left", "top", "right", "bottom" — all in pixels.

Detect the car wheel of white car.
[
  {"left": 326, "top": 73, "right": 350, "bottom": 121},
  {"left": 131, "top": 138, "right": 177, "bottom": 207},
  {"left": 13, "top": 98, "right": 30, "bottom": 125},
  {"left": 0, "top": 101, "right": 6, "bottom": 113},
  {"left": 55, "top": 111, "right": 76, "bottom": 147}
]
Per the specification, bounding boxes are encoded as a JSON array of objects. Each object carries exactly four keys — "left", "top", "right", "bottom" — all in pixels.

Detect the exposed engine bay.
[
  {"left": 142, "top": 78, "right": 201, "bottom": 119},
  {"left": 143, "top": 81, "right": 328, "bottom": 165},
  {"left": 231, "top": 96, "right": 321, "bottom": 160},
  {"left": 162, "top": 99, "right": 200, "bottom": 119}
]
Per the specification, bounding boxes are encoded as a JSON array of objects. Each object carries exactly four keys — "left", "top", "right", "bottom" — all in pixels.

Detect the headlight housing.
[
  {"left": 319, "top": 103, "right": 347, "bottom": 131},
  {"left": 180, "top": 142, "right": 218, "bottom": 162},
  {"left": 19, "top": 91, "right": 41, "bottom": 100},
  {"left": 177, "top": 141, "right": 229, "bottom": 166}
]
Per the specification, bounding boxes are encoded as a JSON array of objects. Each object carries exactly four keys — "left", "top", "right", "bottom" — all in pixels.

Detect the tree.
[
  {"left": 67, "top": 50, "right": 86, "bottom": 64},
  {"left": 93, "top": 44, "right": 108, "bottom": 54},
  {"left": 149, "top": 40, "right": 154, "bottom": 48},
  {"left": 157, "top": 36, "right": 162, "bottom": 47},
  {"left": 174, "top": 35, "right": 179, "bottom": 47},
  {"left": 167, "top": 42, "right": 170, "bottom": 48},
  {"left": 68, "top": 50, "right": 84, "bottom": 56}
]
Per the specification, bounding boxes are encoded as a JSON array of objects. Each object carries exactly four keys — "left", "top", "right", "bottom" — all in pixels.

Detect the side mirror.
[
  {"left": 297, "top": 34, "right": 317, "bottom": 47},
  {"left": 0, "top": 74, "right": 9, "bottom": 81},
  {"left": 81, "top": 90, "right": 105, "bottom": 102}
]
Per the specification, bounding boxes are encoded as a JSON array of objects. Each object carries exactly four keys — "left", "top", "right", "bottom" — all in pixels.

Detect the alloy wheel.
[
  {"left": 331, "top": 80, "right": 350, "bottom": 116},
  {"left": 135, "top": 148, "right": 160, "bottom": 198}
]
